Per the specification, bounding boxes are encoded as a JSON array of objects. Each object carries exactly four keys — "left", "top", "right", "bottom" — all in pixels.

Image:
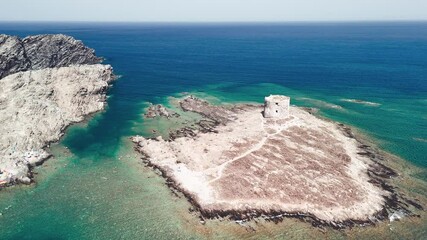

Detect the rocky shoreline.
[
  {"left": 144, "top": 103, "right": 180, "bottom": 119},
  {"left": 132, "top": 96, "right": 423, "bottom": 229},
  {"left": 0, "top": 34, "right": 115, "bottom": 187}
]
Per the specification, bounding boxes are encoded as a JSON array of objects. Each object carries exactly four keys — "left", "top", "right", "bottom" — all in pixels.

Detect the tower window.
[
  {"left": 276, "top": 110, "right": 278, "bottom": 113},
  {"left": 276, "top": 102, "right": 279, "bottom": 105}
]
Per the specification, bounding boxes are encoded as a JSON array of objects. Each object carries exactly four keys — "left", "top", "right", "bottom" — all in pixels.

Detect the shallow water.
[{"left": 0, "top": 22, "right": 426, "bottom": 239}]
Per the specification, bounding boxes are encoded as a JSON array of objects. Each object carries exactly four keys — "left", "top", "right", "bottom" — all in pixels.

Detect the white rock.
[{"left": 0, "top": 64, "right": 114, "bottom": 185}]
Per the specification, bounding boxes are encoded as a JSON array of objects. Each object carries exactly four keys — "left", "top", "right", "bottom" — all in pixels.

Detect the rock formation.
[
  {"left": 132, "top": 96, "right": 423, "bottom": 228},
  {"left": 0, "top": 34, "right": 102, "bottom": 79},
  {"left": 0, "top": 35, "right": 29, "bottom": 79},
  {"left": 0, "top": 34, "right": 114, "bottom": 187},
  {"left": 144, "top": 103, "right": 180, "bottom": 119}
]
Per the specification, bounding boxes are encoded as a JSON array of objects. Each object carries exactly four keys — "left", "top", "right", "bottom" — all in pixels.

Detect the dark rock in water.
[
  {"left": 144, "top": 103, "right": 180, "bottom": 119},
  {"left": 0, "top": 34, "right": 102, "bottom": 79},
  {"left": 404, "top": 198, "right": 424, "bottom": 210}
]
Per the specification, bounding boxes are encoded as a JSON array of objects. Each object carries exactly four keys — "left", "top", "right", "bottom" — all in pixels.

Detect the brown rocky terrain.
[{"left": 132, "top": 96, "right": 423, "bottom": 228}]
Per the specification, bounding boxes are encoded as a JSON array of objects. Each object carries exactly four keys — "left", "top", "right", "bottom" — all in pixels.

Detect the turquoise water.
[{"left": 0, "top": 23, "right": 426, "bottom": 239}]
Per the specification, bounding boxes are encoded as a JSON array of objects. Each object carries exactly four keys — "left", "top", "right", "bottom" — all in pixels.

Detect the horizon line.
[{"left": 1, "top": 19, "right": 427, "bottom": 24}]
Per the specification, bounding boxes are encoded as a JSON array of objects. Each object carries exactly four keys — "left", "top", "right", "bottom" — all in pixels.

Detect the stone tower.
[{"left": 263, "top": 95, "right": 290, "bottom": 118}]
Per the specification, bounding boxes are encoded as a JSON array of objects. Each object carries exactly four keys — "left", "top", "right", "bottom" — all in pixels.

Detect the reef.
[{"left": 144, "top": 103, "right": 180, "bottom": 119}]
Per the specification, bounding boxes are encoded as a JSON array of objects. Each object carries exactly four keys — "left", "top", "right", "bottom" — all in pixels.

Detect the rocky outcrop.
[
  {"left": 0, "top": 65, "right": 114, "bottom": 185},
  {"left": 144, "top": 103, "right": 180, "bottom": 119},
  {"left": 0, "top": 35, "right": 30, "bottom": 79},
  {"left": 132, "top": 96, "right": 423, "bottom": 228},
  {"left": 0, "top": 34, "right": 114, "bottom": 187},
  {"left": 0, "top": 34, "right": 102, "bottom": 79},
  {"left": 180, "top": 96, "right": 239, "bottom": 124}
]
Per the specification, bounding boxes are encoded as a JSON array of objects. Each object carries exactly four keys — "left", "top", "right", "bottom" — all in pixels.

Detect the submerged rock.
[
  {"left": 144, "top": 103, "right": 180, "bottom": 119},
  {"left": 389, "top": 211, "right": 406, "bottom": 222}
]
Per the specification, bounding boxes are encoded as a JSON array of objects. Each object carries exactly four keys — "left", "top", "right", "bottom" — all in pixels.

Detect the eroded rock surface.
[
  {"left": 0, "top": 65, "right": 114, "bottom": 185},
  {"left": 0, "top": 34, "right": 101, "bottom": 79},
  {"left": 0, "top": 35, "right": 29, "bottom": 79},
  {"left": 144, "top": 103, "right": 179, "bottom": 119}
]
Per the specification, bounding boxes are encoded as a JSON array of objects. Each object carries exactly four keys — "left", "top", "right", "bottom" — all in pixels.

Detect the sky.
[{"left": 1, "top": 0, "right": 427, "bottom": 22}]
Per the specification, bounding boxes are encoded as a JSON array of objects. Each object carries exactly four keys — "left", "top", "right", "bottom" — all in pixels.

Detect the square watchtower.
[{"left": 263, "top": 95, "right": 290, "bottom": 118}]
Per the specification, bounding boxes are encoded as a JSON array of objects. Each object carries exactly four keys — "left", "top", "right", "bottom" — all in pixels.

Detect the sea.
[{"left": 0, "top": 22, "right": 426, "bottom": 239}]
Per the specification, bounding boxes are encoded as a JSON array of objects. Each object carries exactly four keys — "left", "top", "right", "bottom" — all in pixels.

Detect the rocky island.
[
  {"left": 0, "top": 34, "right": 115, "bottom": 186},
  {"left": 133, "top": 95, "right": 423, "bottom": 228}
]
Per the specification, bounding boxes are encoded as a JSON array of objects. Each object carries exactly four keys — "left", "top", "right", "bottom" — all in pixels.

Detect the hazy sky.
[{"left": 1, "top": 0, "right": 427, "bottom": 22}]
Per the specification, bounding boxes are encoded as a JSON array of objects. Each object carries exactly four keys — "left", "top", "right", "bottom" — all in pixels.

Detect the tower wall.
[{"left": 263, "top": 95, "right": 290, "bottom": 118}]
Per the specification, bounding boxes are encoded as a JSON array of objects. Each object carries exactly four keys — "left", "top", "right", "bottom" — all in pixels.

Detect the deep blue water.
[{"left": 5, "top": 22, "right": 425, "bottom": 165}]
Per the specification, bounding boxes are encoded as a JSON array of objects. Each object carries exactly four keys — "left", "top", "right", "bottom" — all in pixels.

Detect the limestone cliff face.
[
  {"left": 0, "top": 34, "right": 102, "bottom": 79},
  {"left": 0, "top": 34, "right": 114, "bottom": 186}
]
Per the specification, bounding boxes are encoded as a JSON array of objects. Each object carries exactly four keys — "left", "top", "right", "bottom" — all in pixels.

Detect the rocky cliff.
[
  {"left": 0, "top": 34, "right": 102, "bottom": 79},
  {"left": 0, "top": 34, "right": 114, "bottom": 186}
]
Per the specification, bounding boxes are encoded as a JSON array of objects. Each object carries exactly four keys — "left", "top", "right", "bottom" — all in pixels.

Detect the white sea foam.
[{"left": 341, "top": 99, "right": 381, "bottom": 107}]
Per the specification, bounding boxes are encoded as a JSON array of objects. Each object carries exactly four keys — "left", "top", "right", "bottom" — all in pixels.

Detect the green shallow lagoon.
[
  {"left": 1, "top": 83, "right": 426, "bottom": 240},
  {"left": 0, "top": 23, "right": 426, "bottom": 239}
]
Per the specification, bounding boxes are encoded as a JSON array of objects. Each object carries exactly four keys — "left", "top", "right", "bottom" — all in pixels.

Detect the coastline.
[
  {"left": 25, "top": 93, "right": 117, "bottom": 183},
  {"left": 0, "top": 23, "right": 426, "bottom": 239},
  {"left": 0, "top": 66, "right": 116, "bottom": 188},
  {"left": 0, "top": 33, "right": 117, "bottom": 187},
  {"left": 132, "top": 96, "right": 425, "bottom": 229}
]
